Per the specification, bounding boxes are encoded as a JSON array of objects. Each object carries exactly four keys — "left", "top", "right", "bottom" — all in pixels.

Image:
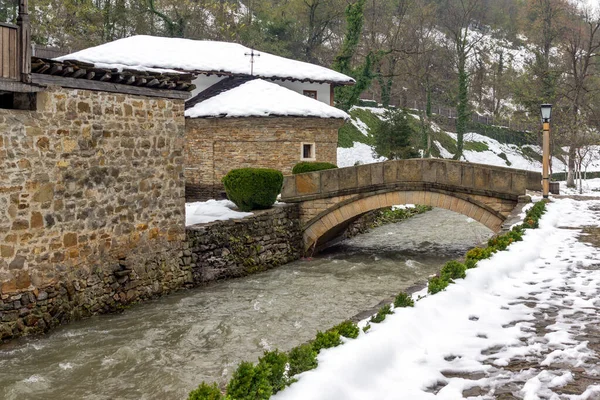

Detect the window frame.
[
  {"left": 302, "top": 90, "right": 318, "bottom": 100},
  {"left": 300, "top": 142, "right": 316, "bottom": 161}
]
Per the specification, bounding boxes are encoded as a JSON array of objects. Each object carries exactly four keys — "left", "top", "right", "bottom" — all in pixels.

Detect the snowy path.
[{"left": 274, "top": 198, "right": 600, "bottom": 400}]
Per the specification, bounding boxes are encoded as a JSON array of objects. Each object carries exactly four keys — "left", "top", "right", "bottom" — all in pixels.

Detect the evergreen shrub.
[
  {"left": 258, "top": 350, "right": 288, "bottom": 394},
  {"left": 393, "top": 292, "right": 414, "bottom": 308},
  {"left": 440, "top": 261, "right": 467, "bottom": 281},
  {"left": 226, "top": 361, "right": 272, "bottom": 400},
  {"left": 330, "top": 320, "right": 360, "bottom": 339},
  {"left": 428, "top": 276, "right": 449, "bottom": 295},
  {"left": 465, "top": 247, "right": 494, "bottom": 261},
  {"left": 222, "top": 168, "right": 283, "bottom": 212},
  {"left": 465, "top": 258, "right": 478, "bottom": 270},
  {"left": 292, "top": 162, "right": 338, "bottom": 174},
  {"left": 188, "top": 382, "right": 224, "bottom": 400},
  {"left": 288, "top": 344, "right": 318, "bottom": 377},
  {"left": 370, "top": 304, "right": 393, "bottom": 323},
  {"left": 312, "top": 330, "right": 342, "bottom": 353}
]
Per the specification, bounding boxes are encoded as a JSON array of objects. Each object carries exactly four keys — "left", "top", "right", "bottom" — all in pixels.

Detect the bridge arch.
[
  {"left": 280, "top": 159, "right": 539, "bottom": 253},
  {"left": 301, "top": 189, "right": 504, "bottom": 252}
]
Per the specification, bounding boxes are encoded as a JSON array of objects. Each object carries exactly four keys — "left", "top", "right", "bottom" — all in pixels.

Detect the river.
[{"left": 0, "top": 208, "right": 492, "bottom": 400}]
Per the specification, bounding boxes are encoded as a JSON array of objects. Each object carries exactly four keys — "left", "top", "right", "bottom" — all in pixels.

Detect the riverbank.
[
  {"left": 272, "top": 197, "right": 600, "bottom": 400},
  {"left": 0, "top": 208, "right": 492, "bottom": 400}
]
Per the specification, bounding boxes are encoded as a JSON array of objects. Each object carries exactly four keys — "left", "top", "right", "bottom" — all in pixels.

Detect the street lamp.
[{"left": 540, "top": 104, "right": 552, "bottom": 198}]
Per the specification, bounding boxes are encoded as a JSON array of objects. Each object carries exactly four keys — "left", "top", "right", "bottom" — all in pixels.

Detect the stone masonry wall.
[
  {"left": 0, "top": 87, "right": 188, "bottom": 341},
  {"left": 185, "top": 117, "right": 343, "bottom": 201},
  {"left": 184, "top": 204, "right": 303, "bottom": 282}
]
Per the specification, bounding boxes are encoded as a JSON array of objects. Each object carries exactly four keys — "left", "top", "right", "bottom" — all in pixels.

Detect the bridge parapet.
[{"left": 281, "top": 159, "right": 529, "bottom": 203}]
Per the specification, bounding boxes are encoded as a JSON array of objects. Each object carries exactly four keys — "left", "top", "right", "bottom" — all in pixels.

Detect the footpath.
[{"left": 273, "top": 195, "right": 600, "bottom": 400}]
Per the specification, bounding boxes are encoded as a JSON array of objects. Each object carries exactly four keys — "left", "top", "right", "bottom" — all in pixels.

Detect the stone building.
[
  {"left": 58, "top": 36, "right": 353, "bottom": 200},
  {"left": 184, "top": 79, "right": 348, "bottom": 199},
  {"left": 0, "top": 8, "right": 195, "bottom": 340}
]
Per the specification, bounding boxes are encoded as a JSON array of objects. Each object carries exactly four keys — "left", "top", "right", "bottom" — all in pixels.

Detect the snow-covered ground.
[
  {"left": 274, "top": 197, "right": 600, "bottom": 400},
  {"left": 559, "top": 178, "right": 600, "bottom": 197},
  {"left": 337, "top": 142, "right": 385, "bottom": 167},
  {"left": 185, "top": 200, "right": 253, "bottom": 226}
]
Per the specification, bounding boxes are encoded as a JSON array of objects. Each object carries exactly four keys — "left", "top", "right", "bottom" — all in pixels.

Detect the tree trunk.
[
  {"left": 455, "top": 55, "right": 468, "bottom": 160},
  {"left": 567, "top": 146, "right": 576, "bottom": 188}
]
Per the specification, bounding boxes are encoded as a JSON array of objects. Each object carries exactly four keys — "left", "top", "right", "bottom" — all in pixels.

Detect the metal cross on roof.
[{"left": 244, "top": 49, "right": 260, "bottom": 76}]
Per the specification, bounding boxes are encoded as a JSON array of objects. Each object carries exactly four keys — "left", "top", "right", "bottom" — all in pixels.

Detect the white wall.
[
  {"left": 190, "top": 75, "right": 332, "bottom": 105},
  {"left": 268, "top": 80, "right": 332, "bottom": 106},
  {"left": 191, "top": 75, "right": 226, "bottom": 98}
]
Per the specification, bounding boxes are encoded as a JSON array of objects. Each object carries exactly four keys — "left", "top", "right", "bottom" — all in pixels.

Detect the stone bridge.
[{"left": 280, "top": 159, "right": 541, "bottom": 252}]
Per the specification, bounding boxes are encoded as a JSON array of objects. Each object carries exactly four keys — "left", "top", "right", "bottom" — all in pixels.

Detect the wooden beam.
[
  {"left": 31, "top": 73, "right": 191, "bottom": 100},
  {"left": 18, "top": 0, "right": 31, "bottom": 83},
  {"left": 0, "top": 79, "right": 43, "bottom": 93}
]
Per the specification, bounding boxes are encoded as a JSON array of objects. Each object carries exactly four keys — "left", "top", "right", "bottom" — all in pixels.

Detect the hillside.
[{"left": 337, "top": 106, "right": 600, "bottom": 175}]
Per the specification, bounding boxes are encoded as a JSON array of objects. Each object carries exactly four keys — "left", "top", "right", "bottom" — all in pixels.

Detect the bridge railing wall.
[{"left": 281, "top": 159, "right": 529, "bottom": 202}]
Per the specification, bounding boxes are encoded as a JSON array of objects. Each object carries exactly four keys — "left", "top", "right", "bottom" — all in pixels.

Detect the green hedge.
[
  {"left": 292, "top": 162, "right": 338, "bottom": 174},
  {"left": 222, "top": 168, "right": 283, "bottom": 212},
  {"left": 428, "top": 200, "right": 548, "bottom": 295}
]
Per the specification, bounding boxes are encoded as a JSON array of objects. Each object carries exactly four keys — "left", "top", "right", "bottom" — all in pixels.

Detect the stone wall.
[
  {"left": 185, "top": 117, "right": 343, "bottom": 201},
  {"left": 0, "top": 87, "right": 188, "bottom": 341},
  {"left": 184, "top": 204, "right": 303, "bottom": 282}
]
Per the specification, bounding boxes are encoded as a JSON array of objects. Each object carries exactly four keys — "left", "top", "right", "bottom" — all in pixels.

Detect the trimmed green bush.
[
  {"left": 428, "top": 276, "right": 449, "bottom": 295},
  {"left": 288, "top": 344, "right": 318, "bottom": 377},
  {"left": 330, "top": 320, "right": 360, "bottom": 339},
  {"left": 222, "top": 168, "right": 283, "bottom": 212},
  {"left": 440, "top": 261, "right": 467, "bottom": 281},
  {"left": 258, "top": 350, "right": 288, "bottom": 394},
  {"left": 188, "top": 382, "right": 224, "bottom": 400},
  {"left": 312, "top": 330, "right": 342, "bottom": 353},
  {"left": 226, "top": 361, "right": 272, "bottom": 400},
  {"left": 363, "top": 323, "right": 371, "bottom": 333},
  {"left": 292, "top": 162, "right": 338, "bottom": 174},
  {"left": 465, "top": 258, "right": 478, "bottom": 269},
  {"left": 370, "top": 304, "right": 393, "bottom": 323},
  {"left": 465, "top": 247, "right": 494, "bottom": 261},
  {"left": 393, "top": 292, "right": 414, "bottom": 308}
]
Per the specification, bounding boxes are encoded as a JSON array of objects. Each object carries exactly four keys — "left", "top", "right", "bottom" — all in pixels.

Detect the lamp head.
[{"left": 541, "top": 104, "right": 552, "bottom": 123}]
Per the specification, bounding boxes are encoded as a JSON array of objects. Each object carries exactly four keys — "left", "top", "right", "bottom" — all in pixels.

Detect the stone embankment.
[
  {"left": 0, "top": 203, "right": 303, "bottom": 342},
  {"left": 184, "top": 204, "right": 303, "bottom": 283}
]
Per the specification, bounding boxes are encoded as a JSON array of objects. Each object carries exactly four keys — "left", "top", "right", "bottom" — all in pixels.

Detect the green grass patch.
[{"left": 464, "top": 141, "right": 489, "bottom": 152}]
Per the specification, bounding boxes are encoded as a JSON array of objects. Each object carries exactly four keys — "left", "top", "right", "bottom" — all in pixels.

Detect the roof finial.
[{"left": 244, "top": 49, "right": 260, "bottom": 76}]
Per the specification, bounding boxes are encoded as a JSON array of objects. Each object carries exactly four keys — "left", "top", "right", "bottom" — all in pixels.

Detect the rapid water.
[{"left": 0, "top": 208, "right": 492, "bottom": 400}]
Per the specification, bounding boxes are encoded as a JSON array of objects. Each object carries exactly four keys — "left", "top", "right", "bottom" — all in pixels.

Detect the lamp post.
[{"left": 541, "top": 104, "right": 552, "bottom": 199}]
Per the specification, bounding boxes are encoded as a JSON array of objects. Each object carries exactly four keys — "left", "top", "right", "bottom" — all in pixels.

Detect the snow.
[
  {"left": 274, "top": 198, "right": 600, "bottom": 400},
  {"left": 559, "top": 178, "right": 600, "bottom": 197},
  {"left": 337, "top": 142, "right": 385, "bottom": 167},
  {"left": 185, "top": 79, "right": 348, "bottom": 119},
  {"left": 185, "top": 200, "right": 253, "bottom": 226},
  {"left": 57, "top": 35, "right": 354, "bottom": 84},
  {"left": 351, "top": 117, "right": 370, "bottom": 136}
]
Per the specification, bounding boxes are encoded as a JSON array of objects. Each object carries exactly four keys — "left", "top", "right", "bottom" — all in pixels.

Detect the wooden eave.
[
  {"left": 172, "top": 69, "right": 354, "bottom": 86},
  {"left": 30, "top": 57, "right": 195, "bottom": 99}
]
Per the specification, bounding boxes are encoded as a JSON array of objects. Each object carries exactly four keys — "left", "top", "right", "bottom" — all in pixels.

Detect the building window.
[
  {"left": 303, "top": 90, "right": 317, "bottom": 100},
  {"left": 301, "top": 143, "right": 316, "bottom": 161},
  {"left": 0, "top": 92, "right": 37, "bottom": 111}
]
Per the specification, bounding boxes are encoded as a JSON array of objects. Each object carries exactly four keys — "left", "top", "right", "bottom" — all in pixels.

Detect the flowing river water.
[{"left": 0, "top": 208, "right": 493, "bottom": 400}]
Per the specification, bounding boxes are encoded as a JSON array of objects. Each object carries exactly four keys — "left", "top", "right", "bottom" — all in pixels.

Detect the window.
[
  {"left": 303, "top": 90, "right": 317, "bottom": 100},
  {"left": 301, "top": 143, "right": 315, "bottom": 161},
  {"left": 0, "top": 92, "right": 37, "bottom": 111}
]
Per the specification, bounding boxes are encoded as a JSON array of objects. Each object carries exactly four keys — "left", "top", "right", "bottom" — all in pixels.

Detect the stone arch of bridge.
[{"left": 302, "top": 189, "right": 505, "bottom": 253}]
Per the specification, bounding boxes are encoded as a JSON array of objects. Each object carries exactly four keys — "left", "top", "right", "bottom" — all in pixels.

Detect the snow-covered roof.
[
  {"left": 57, "top": 35, "right": 355, "bottom": 85},
  {"left": 185, "top": 79, "right": 349, "bottom": 120}
]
